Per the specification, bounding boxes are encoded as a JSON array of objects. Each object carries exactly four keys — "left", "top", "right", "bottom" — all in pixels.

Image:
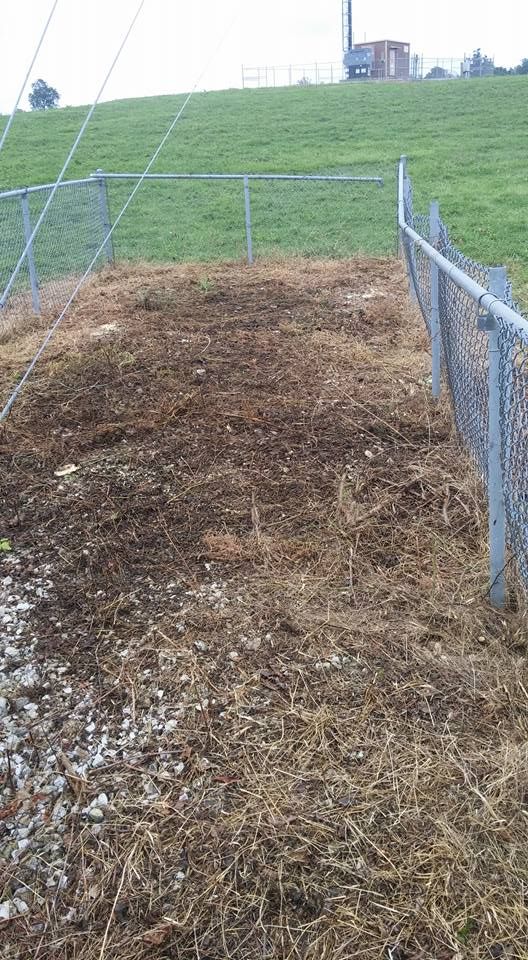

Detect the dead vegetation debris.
[{"left": 0, "top": 257, "right": 527, "bottom": 959}]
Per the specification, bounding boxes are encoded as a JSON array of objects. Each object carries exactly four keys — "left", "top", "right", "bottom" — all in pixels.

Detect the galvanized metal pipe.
[
  {"left": 485, "top": 266, "right": 508, "bottom": 608},
  {"left": 20, "top": 191, "right": 40, "bottom": 315},
  {"left": 90, "top": 172, "right": 384, "bottom": 185},
  {"left": 429, "top": 200, "right": 441, "bottom": 398},
  {"left": 243, "top": 175, "right": 253, "bottom": 265},
  {"left": 0, "top": 179, "right": 96, "bottom": 201},
  {"left": 95, "top": 169, "right": 114, "bottom": 262},
  {"left": 398, "top": 159, "right": 528, "bottom": 338}
]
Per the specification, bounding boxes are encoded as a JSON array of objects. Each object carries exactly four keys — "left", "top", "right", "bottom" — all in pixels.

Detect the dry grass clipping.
[{"left": 1, "top": 257, "right": 527, "bottom": 960}]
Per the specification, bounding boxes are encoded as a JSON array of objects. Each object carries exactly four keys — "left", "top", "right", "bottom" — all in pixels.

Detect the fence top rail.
[
  {"left": 89, "top": 171, "right": 384, "bottom": 185},
  {"left": 0, "top": 178, "right": 96, "bottom": 201},
  {"left": 397, "top": 156, "right": 528, "bottom": 339}
]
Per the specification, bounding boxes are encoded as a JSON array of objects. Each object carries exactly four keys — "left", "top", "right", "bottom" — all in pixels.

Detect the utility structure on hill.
[
  {"left": 342, "top": 0, "right": 411, "bottom": 81},
  {"left": 342, "top": 0, "right": 373, "bottom": 79}
]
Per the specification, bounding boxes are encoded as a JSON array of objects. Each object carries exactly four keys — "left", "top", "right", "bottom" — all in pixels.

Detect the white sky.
[{"left": 1, "top": 0, "right": 526, "bottom": 113}]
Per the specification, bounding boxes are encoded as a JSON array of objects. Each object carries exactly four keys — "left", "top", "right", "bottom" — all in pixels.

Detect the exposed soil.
[{"left": 0, "top": 258, "right": 527, "bottom": 960}]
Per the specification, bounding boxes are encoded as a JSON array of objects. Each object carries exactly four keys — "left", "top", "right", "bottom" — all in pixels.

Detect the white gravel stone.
[
  {"left": 12, "top": 897, "right": 30, "bottom": 915},
  {"left": 88, "top": 808, "right": 105, "bottom": 824},
  {"left": 0, "top": 901, "right": 13, "bottom": 920}
]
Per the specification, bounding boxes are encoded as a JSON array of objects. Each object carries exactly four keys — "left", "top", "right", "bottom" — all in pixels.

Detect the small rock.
[
  {"left": 242, "top": 637, "right": 262, "bottom": 651},
  {"left": 88, "top": 808, "right": 105, "bottom": 824},
  {"left": 0, "top": 901, "right": 12, "bottom": 920},
  {"left": 12, "top": 897, "right": 30, "bottom": 915},
  {"left": 13, "top": 888, "right": 33, "bottom": 906}
]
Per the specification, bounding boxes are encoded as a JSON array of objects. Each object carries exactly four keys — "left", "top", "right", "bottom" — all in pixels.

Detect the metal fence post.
[
  {"left": 396, "top": 158, "right": 403, "bottom": 255},
  {"left": 95, "top": 169, "right": 114, "bottom": 262},
  {"left": 20, "top": 190, "right": 40, "bottom": 315},
  {"left": 483, "top": 266, "right": 508, "bottom": 607},
  {"left": 429, "top": 200, "right": 441, "bottom": 398},
  {"left": 243, "top": 175, "right": 254, "bottom": 265},
  {"left": 402, "top": 165, "right": 417, "bottom": 303}
]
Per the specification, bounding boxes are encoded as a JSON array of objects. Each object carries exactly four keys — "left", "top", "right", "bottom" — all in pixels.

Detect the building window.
[{"left": 404, "top": 45, "right": 409, "bottom": 53}]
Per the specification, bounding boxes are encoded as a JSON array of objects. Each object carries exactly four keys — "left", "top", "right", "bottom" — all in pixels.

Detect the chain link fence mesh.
[
  {"left": 0, "top": 180, "right": 108, "bottom": 330},
  {"left": 104, "top": 176, "right": 392, "bottom": 263},
  {"left": 0, "top": 194, "right": 31, "bottom": 308},
  {"left": 498, "top": 320, "right": 528, "bottom": 585},
  {"left": 0, "top": 174, "right": 391, "bottom": 333},
  {"left": 403, "top": 170, "right": 528, "bottom": 587},
  {"left": 28, "top": 180, "right": 108, "bottom": 299}
]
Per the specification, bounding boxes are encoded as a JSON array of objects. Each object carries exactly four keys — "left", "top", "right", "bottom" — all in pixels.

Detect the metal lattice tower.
[{"left": 342, "top": 0, "right": 353, "bottom": 54}]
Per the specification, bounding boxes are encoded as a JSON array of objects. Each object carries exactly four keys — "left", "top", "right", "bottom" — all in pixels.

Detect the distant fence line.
[
  {"left": 241, "top": 56, "right": 470, "bottom": 88},
  {"left": 0, "top": 170, "right": 385, "bottom": 320}
]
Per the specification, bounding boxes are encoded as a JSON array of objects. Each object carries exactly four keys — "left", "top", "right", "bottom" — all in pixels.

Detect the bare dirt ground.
[{"left": 1, "top": 258, "right": 527, "bottom": 960}]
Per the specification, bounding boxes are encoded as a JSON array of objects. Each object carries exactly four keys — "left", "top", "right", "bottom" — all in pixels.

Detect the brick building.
[{"left": 354, "top": 39, "right": 411, "bottom": 80}]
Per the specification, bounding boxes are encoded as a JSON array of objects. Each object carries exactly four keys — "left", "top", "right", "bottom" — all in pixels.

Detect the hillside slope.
[{"left": 1, "top": 77, "right": 527, "bottom": 286}]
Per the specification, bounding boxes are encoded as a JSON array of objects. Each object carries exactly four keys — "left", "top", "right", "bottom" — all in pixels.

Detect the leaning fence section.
[{"left": 399, "top": 156, "right": 528, "bottom": 604}]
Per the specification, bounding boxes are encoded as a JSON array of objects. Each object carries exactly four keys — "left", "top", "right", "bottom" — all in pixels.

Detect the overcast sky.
[{"left": 1, "top": 0, "right": 526, "bottom": 113}]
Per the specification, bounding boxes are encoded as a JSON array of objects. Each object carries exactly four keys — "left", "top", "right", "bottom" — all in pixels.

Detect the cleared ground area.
[{"left": 1, "top": 259, "right": 527, "bottom": 959}]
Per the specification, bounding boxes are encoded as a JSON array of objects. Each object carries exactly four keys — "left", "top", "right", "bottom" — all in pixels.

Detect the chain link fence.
[
  {"left": 0, "top": 179, "right": 110, "bottom": 326},
  {"left": 102, "top": 172, "right": 389, "bottom": 263},
  {"left": 241, "top": 56, "right": 469, "bottom": 88},
  {"left": 1, "top": 159, "right": 527, "bottom": 602},
  {"left": 0, "top": 171, "right": 388, "bottom": 329},
  {"left": 399, "top": 157, "right": 528, "bottom": 601},
  {"left": 498, "top": 307, "right": 528, "bottom": 586}
]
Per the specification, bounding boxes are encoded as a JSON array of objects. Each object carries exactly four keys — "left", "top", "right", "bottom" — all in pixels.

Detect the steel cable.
[
  {"left": 0, "top": 0, "right": 60, "bottom": 154},
  {"left": 0, "top": 0, "right": 147, "bottom": 308}
]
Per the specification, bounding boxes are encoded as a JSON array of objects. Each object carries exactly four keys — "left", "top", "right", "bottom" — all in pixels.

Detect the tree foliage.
[
  {"left": 425, "top": 66, "right": 449, "bottom": 80},
  {"left": 470, "top": 49, "right": 494, "bottom": 77},
  {"left": 493, "top": 57, "right": 528, "bottom": 76},
  {"left": 29, "top": 79, "right": 60, "bottom": 111}
]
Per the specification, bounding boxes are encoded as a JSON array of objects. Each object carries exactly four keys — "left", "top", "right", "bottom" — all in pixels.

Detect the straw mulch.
[{"left": 1, "top": 258, "right": 527, "bottom": 960}]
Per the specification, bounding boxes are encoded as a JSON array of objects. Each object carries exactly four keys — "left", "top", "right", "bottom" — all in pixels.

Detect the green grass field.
[{"left": 1, "top": 76, "right": 527, "bottom": 296}]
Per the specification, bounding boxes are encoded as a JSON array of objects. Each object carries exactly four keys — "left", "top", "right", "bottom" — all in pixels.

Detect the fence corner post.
[
  {"left": 95, "top": 169, "right": 114, "bottom": 263},
  {"left": 20, "top": 189, "right": 41, "bottom": 315},
  {"left": 429, "top": 200, "right": 441, "bottom": 398},
  {"left": 486, "top": 265, "right": 508, "bottom": 608},
  {"left": 243, "top": 175, "right": 254, "bottom": 265}
]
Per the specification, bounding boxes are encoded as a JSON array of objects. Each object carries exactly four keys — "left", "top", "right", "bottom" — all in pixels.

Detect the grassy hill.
[{"left": 1, "top": 76, "right": 527, "bottom": 293}]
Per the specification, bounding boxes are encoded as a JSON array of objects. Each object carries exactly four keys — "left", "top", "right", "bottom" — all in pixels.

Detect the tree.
[
  {"left": 425, "top": 66, "right": 449, "bottom": 80},
  {"left": 494, "top": 66, "right": 512, "bottom": 76},
  {"left": 514, "top": 58, "right": 528, "bottom": 74},
  {"left": 29, "top": 79, "right": 60, "bottom": 110},
  {"left": 469, "top": 49, "right": 494, "bottom": 78},
  {"left": 297, "top": 76, "right": 312, "bottom": 87}
]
